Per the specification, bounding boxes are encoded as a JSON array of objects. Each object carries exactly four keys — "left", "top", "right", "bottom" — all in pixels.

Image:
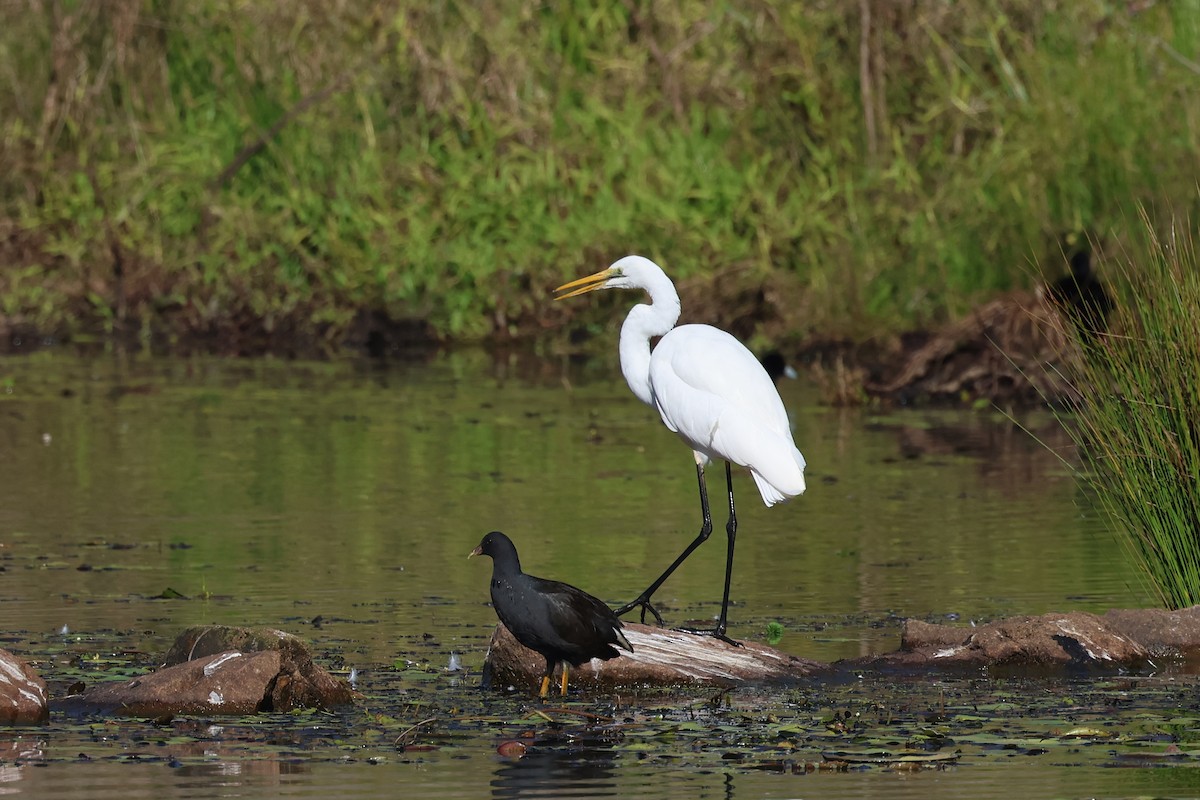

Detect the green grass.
[
  {"left": 1, "top": 2, "right": 1199, "bottom": 350},
  {"left": 1060, "top": 211, "right": 1200, "bottom": 608}
]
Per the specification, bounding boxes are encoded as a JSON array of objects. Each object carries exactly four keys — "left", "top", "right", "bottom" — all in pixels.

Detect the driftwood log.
[
  {"left": 484, "top": 607, "right": 1200, "bottom": 693},
  {"left": 482, "top": 622, "right": 825, "bottom": 692},
  {"left": 862, "top": 285, "right": 1082, "bottom": 406}
]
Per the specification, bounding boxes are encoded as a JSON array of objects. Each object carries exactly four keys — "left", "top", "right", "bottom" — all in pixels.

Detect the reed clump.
[{"left": 1062, "top": 214, "right": 1200, "bottom": 608}]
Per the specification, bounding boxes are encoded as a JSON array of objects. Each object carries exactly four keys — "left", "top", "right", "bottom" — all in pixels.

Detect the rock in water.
[
  {"left": 61, "top": 625, "right": 354, "bottom": 716},
  {"left": 0, "top": 650, "right": 48, "bottom": 724}
]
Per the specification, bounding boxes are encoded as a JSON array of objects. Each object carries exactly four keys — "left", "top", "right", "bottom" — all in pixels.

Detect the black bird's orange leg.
[
  {"left": 615, "top": 461, "right": 714, "bottom": 627},
  {"left": 538, "top": 659, "right": 571, "bottom": 698},
  {"left": 538, "top": 657, "right": 554, "bottom": 699}
]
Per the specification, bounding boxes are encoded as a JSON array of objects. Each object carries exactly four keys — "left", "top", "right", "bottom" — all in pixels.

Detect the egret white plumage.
[{"left": 554, "top": 255, "right": 806, "bottom": 644}]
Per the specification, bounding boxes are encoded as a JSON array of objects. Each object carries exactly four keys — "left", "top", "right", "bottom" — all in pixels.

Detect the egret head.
[{"left": 554, "top": 255, "right": 666, "bottom": 299}]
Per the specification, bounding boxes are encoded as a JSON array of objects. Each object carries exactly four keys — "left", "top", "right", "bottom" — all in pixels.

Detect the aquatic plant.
[{"left": 1059, "top": 213, "right": 1200, "bottom": 608}]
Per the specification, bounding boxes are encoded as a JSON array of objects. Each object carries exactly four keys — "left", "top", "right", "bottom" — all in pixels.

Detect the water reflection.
[
  {"left": 0, "top": 349, "right": 1166, "bottom": 800},
  {"left": 0, "top": 739, "right": 45, "bottom": 795},
  {"left": 0, "top": 350, "right": 1142, "bottom": 667},
  {"left": 876, "top": 413, "right": 1078, "bottom": 499},
  {"left": 172, "top": 758, "right": 312, "bottom": 788},
  {"left": 491, "top": 733, "right": 620, "bottom": 799}
]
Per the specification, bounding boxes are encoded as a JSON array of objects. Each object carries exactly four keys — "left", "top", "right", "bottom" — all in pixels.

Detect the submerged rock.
[
  {"left": 893, "top": 612, "right": 1150, "bottom": 669},
  {"left": 0, "top": 649, "right": 48, "bottom": 724},
  {"left": 482, "top": 622, "right": 824, "bottom": 693},
  {"left": 76, "top": 650, "right": 286, "bottom": 716},
  {"left": 1101, "top": 606, "right": 1200, "bottom": 658},
  {"left": 62, "top": 625, "right": 354, "bottom": 716},
  {"left": 164, "top": 625, "right": 313, "bottom": 666}
]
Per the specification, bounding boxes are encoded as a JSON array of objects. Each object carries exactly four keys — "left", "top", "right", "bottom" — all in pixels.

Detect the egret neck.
[{"left": 618, "top": 278, "right": 680, "bottom": 408}]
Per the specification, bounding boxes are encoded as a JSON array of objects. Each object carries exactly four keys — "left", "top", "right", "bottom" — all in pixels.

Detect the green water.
[{"left": 0, "top": 349, "right": 1180, "bottom": 799}]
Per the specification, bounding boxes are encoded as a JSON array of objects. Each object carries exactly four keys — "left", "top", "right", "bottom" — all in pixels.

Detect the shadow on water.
[{"left": 0, "top": 349, "right": 1178, "bottom": 799}]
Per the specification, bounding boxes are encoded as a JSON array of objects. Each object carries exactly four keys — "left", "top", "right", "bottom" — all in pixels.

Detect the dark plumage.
[
  {"left": 1048, "top": 249, "right": 1113, "bottom": 339},
  {"left": 760, "top": 350, "right": 798, "bottom": 384},
  {"left": 470, "top": 531, "right": 632, "bottom": 697}
]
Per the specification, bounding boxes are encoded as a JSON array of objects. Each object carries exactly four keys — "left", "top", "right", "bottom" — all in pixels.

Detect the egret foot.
[
  {"left": 675, "top": 626, "right": 743, "bottom": 648},
  {"left": 615, "top": 597, "right": 665, "bottom": 627}
]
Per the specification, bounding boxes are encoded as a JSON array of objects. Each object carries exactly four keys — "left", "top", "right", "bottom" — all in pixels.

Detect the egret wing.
[{"left": 649, "top": 324, "right": 806, "bottom": 503}]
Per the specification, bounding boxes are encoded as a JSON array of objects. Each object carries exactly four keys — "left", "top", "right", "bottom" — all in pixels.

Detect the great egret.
[
  {"left": 470, "top": 531, "right": 632, "bottom": 697},
  {"left": 554, "top": 255, "right": 806, "bottom": 644}
]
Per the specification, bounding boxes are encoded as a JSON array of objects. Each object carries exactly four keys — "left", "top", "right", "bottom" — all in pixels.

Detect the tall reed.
[{"left": 1062, "top": 214, "right": 1200, "bottom": 608}]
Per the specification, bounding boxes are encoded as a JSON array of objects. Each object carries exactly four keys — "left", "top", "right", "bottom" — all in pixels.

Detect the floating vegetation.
[
  {"left": 39, "top": 630, "right": 1200, "bottom": 776},
  {"left": 355, "top": 668, "right": 1200, "bottom": 776}
]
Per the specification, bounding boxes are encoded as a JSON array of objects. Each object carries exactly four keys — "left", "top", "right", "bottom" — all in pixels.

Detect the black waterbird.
[
  {"left": 1048, "top": 248, "right": 1113, "bottom": 339},
  {"left": 469, "top": 531, "right": 632, "bottom": 698},
  {"left": 760, "top": 350, "right": 798, "bottom": 385}
]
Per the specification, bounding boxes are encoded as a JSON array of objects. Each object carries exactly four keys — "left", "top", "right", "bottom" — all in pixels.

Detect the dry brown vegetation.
[{"left": 1, "top": 1, "right": 1197, "bottom": 354}]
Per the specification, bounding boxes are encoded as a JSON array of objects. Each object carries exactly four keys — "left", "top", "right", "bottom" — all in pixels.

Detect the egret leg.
[
  {"left": 678, "top": 461, "right": 742, "bottom": 647},
  {"left": 615, "top": 461, "right": 713, "bottom": 626},
  {"left": 715, "top": 461, "right": 741, "bottom": 644}
]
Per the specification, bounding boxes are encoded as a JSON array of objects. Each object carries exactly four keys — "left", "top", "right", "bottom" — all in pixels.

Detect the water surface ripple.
[{"left": 0, "top": 350, "right": 1167, "bottom": 799}]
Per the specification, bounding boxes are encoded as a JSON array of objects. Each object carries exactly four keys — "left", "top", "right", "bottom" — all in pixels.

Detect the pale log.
[{"left": 482, "top": 622, "right": 824, "bottom": 693}]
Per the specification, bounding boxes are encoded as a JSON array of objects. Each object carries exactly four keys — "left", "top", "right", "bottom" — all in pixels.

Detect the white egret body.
[{"left": 555, "top": 255, "right": 806, "bottom": 642}]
